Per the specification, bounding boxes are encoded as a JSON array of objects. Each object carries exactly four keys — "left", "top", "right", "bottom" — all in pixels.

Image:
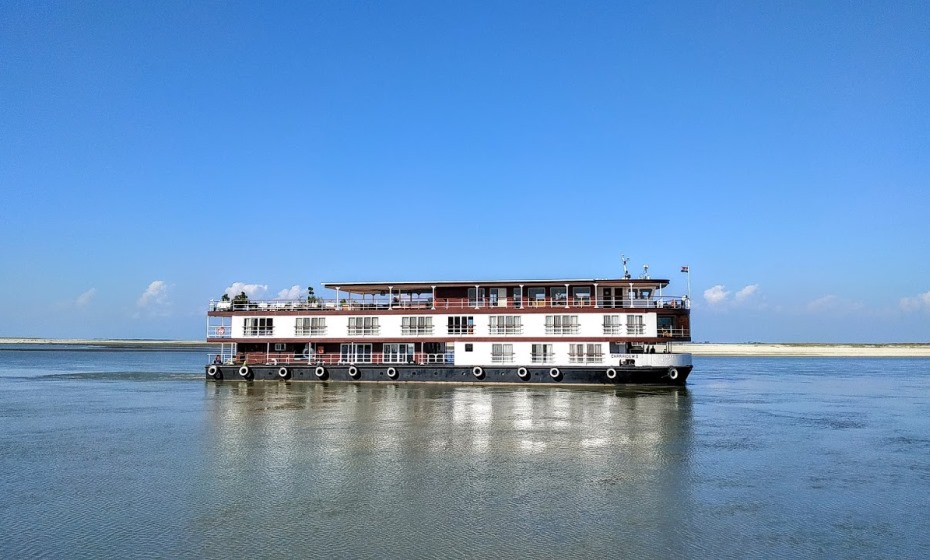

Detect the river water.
[{"left": 1, "top": 347, "right": 929, "bottom": 559}]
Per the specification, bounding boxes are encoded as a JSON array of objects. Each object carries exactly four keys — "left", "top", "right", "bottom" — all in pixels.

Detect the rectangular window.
[
  {"left": 528, "top": 287, "right": 546, "bottom": 306},
  {"left": 347, "top": 316, "right": 380, "bottom": 335},
  {"left": 244, "top": 317, "right": 274, "bottom": 336},
  {"left": 628, "top": 315, "right": 644, "bottom": 335},
  {"left": 295, "top": 317, "right": 326, "bottom": 336},
  {"left": 531, "top": 343, "right": 554, "bottom": 364},
  {"left": 491, "top": 343, "right": 514, "bottom": 363},
  {"left": 569, "top": 343, "right": 604, "bottom": 363},
  {"left": 602, "top": 315, "right": 622, "bottom": 335},
  {"left": 572, "top": 287, "right": 591, "bottom": 306},
  {"left": 401, "top": 316, "right": 433, "bottom": 335},
  {"left": 550, "top": 286, "right": 567, "bottom": 304},
  {"left": 383, "top": 343, "right": 415, "bottom": 363},
  {"left": 447, "top": 316, "right": 475, "bottom": 335},
  {"left": 467, "top": 287, "right": 486, "bottom": 307},
  {"left": 488, "top": 315, "right": 522, "bottom": 335},
  {"left": 545, "top": 315, "right": 579, "bottom": 335},
  {"left": 340, "top": 343, "right": 372, "bottom": 363}
]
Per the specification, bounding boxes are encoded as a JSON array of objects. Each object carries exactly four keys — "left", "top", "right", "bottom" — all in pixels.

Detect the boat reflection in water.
[{"left": 199, "top": 383, "right": 694, "bottom": 557}]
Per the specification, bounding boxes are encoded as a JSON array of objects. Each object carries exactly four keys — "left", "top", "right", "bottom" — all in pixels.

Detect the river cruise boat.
[{"left": 205, "top": 266, "right": 693, "bottom": 385}]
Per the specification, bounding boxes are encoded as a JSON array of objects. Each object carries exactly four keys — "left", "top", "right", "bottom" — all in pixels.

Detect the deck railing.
[
  {"left": 209, "top": 296, "right": 691, "bottom": 313},
  {"left": 217, "top": 351, "right": 455, "bottom": 366}
]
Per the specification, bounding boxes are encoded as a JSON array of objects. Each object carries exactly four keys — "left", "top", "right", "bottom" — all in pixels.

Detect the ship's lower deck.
[{"left": 205, "top": 363, "right": 692, "bottom": 385}]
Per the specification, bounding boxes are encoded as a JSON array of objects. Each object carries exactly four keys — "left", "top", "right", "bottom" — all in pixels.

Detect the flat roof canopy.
[{"left": 322, "top": 278, "right": 671, "bottom": 295}]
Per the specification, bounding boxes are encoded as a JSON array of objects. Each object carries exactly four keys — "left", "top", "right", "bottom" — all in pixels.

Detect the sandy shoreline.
[
  {"left": 676, "top": 343, "right": 930, "bottom": 357},
  {"left": 1, "top": 338, "right": 929, "bottom": 356},
  {"left": 0, "top": 338, "right": 210, "bottom": 348}
]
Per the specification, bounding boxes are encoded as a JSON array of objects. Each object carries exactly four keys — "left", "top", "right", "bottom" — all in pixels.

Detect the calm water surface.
[{"left": 1, "top": 347, "right": 929, "bottom": 559}]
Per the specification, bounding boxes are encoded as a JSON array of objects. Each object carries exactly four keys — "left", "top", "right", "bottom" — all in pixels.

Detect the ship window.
[
  {"left": 527, "top": 287, "right": 546, "bottom": 305},
  {"left": 572, "top": 287, "right": 591, "bottom": 305},
  {"left": 550, "top": 287, "right": 567, "bottom": 303},
  {"left": 296, "top": 317, "right": 326, "bottom": 336},
  {"left": 467, "top": 288, "right": 486, "bottom": 307},
  {"left": 489, "top": 315, "right": 522, "bottom": 335},
  {"left": 658, "top": 316, "right": 674, "bottom": 337},
  {"left": 347, "top": 316, "right": 380, "bottom": 335},
  {"left": 402, "top": 316, "right": 433, "bottom": 335},
  {"left": 491, "top": 343, "right": 514, "bottom": 363},
  {"left": 628, "top": 315, "right": 644, "bottom": 335},
  {"left": 340, "top": 343, "right": 372, "bottom": 363},
  {"left": 545, "top": 315, "right": 579, "bottom": 335},
  {"left": 570, "top": 343, "right": 603, "bottom": 364},
  {"left": 531, "top": 344, "right": 553, "bottom": 364},
  {"left": 603, "top": 315, "right": 622, "bottom": 335},
  {"left": 448, "top": 316, "right": 475, "bottom": 335},
  {"left": 465, "top": 344, "right": 473, "bottom": 352},
  {"left": 383, "top": 343, "right": 415, "bottom": 363},
  {"left": 244, "top": 317, "right": 274, "bottom": 336}
]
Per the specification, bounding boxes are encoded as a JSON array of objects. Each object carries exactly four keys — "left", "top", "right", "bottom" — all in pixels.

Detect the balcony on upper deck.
[{"left": 208, "top": 295, "right": 692, "bottom": 313}]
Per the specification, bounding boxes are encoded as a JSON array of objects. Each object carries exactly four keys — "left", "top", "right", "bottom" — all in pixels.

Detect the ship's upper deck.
[
  {"left": 210, "top": 277, "right": 689, "bottom": 314},
  {"left": 323, "top": 277, "right": 670, "bottom": 294}
]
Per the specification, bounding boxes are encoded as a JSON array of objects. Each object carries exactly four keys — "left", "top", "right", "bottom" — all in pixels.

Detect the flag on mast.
[{"left": 681, "top": 265, "right": 689, "bottom": 273}]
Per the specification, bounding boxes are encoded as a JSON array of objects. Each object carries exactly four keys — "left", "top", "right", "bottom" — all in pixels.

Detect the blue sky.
[{"left": 1, "top": 1, "right": 928, "bottom": 342}]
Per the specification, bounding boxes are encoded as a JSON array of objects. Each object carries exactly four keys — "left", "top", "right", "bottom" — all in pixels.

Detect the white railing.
[
  {"left": 208, "top": 295, "right": 692, "bottom": 312},
  {"left": 401, "top": 326, "right": 434, "bottom": 335},
  {"left": 225, "top": 351, "right": 455, "bottom": 366},
  {"left": 491, "top": 353, "right": 515, "bottom": 363},
  {"left": 208, "top": 325, "right": 231, "bottom": 338}
]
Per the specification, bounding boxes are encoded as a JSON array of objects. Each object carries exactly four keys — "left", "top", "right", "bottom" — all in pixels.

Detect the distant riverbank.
[
  {"left": 2, "top": 338, "right": 929, "bottom": 357},
  {"left": 0, "top": 338, "right": 209, "bottom": 348},
  {"left": 677, "top": 343, "right": 930, "bottom": 357}
]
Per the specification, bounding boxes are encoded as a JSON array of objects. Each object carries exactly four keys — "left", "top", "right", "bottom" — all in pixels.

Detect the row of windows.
[
  {"left": 337, "top": 343, "right": 599, "bottom": 364},
  {"left": 489, "top": 343, "right": 604, "bottom": 364},
  {"left": 244, "top": 315, "right": 649, "bottom": 337}
]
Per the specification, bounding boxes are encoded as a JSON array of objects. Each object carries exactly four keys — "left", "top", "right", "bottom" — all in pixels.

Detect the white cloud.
[
  {"left": 76, "top": 288, "right": 96, "bottom": 307},
  {"left": 138, "top": 281, "right": 169, "bottom": 308},
  {"left": 805, "top": 295, "right": 868, "bottom": 315},
  {"left": 900, "top": 291, "right": 930, "bottom": 312},
  {"left": 224, "top": 282, "right": 268, "bottom": 299},
  {"left": 807, "top": 294, "right": 838, "bottom": 311},
  {"left": 276, "top": 284, "right": 302, "bottom": 300},
  {"left": 704, "top": 285, "right": 729, "bottom": 305},
  {"left": 734, "top": 284, "right": 759, "bottom": 302}
]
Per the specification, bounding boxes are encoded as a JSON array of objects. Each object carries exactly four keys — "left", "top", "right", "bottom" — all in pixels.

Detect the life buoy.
[
  {"left": 302, "top": 346, "right": 311, "bottom": 358},
  {"left": 208, "top": 365, "right": 219, "bottom": 377},
  {"left": 348, "top": 365, "right": 359, "bottom": 379},
  {"left": 387, "top": 367, "right": 398, "bottom": 380},
  {"left": 314, "top": 366, "right": 326, "bottom": 378},
  {"left": 517, "top": 367, "right": 529, "bottom": 380},
  {"left": 238, "top": 366, "right": 250, "bottom": 378},
  {"left": 278, "top": 367, "right": 289, "bottom": 379},
  {"left": 472, "top": 366, "right": 484, "bottom": 379},
  {"left": 549, "top": 367, "right": 561, "bottom": 380},
  {"left": 668, "top": 367, "right": 679, "bottom": 381},
  {"left": 216, "top": 326, "right": 226, "bottom": 336},
  {"left": 606, "top": 368, "right": 617, "bottom": 380}
]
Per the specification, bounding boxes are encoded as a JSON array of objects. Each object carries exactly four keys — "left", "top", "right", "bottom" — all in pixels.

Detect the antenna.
[
  {"left": 621, "top": 255, "right": 631, "bottom": 279},
  {"left": 641, "top": 264, "right": 649, "bottom": 279}
]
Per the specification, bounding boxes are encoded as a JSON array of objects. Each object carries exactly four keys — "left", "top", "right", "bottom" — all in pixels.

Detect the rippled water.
[{"left": 1, "top": 348, "right": 929, "bottom": 558}]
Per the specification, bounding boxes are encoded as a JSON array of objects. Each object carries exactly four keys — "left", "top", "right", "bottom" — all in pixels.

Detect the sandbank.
[{"left": 676, "top": 343, "right": 930, "bottom": 357}]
